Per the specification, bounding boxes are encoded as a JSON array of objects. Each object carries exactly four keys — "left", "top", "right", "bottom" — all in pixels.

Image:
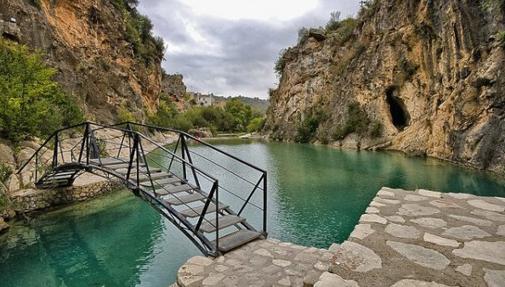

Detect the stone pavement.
[{"left": 174, "top": 187, "right": 505, "bottom": 287}]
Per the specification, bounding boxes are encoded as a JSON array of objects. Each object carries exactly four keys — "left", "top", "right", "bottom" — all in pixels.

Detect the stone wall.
[{"left": 10, "top": 178, "right": 122, "bottom": 213}]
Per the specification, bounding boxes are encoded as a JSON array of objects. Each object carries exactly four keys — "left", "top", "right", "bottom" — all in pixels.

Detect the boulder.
[
  {"left": 0, "top": 141, "right": 15, "bottom": 166},
  {"left": 0, "top": 217, "right": 9, "bottom": 234}
]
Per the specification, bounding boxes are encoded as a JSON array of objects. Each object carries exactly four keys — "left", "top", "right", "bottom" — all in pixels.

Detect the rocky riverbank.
[{"left": 174, "top": 187, "right": 505, "bottom": 286}]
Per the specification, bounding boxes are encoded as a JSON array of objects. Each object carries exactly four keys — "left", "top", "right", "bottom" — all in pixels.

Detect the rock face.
[
  {"left": 265, "top": 0, "right": 505, "bottom": 173},
  {"left": 161, "top": 73, "right": 189, "bottom": 111},
  {"left": 0, "top": 0, "right": 166, "bottom": 122}
]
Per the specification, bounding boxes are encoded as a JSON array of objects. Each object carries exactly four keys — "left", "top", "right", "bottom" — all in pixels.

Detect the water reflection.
[{"left": 0, "top": 191, "right": 199, "bottom": 287}]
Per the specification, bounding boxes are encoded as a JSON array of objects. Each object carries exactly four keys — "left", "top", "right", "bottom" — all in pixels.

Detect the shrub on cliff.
[
  {"left": 274, "top": 49, "right": 288, "bottom": 76},
  {"left": 0, "top": 40, "right": 83, "bottom": 143},
  {"left": 295, "top": 109, "right": 328, "bottom": 143},
  {"left": 0, "top": 163, "right": 12, "bottom": 185},
  {"left": 332, "top": 103, "right": 383, "bottom": 140},
  {"left": 114, "top": 0, "right": 165, "bottom": 65}
]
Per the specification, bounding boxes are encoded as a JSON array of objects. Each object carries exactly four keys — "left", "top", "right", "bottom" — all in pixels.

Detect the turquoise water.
[{"left": 1, "top": 140, "right": 505, "bottom": 286}]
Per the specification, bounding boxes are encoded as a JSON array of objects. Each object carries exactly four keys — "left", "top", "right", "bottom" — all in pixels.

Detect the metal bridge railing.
[{"left": 17, "top": 121, "right": 268, "bottom": 255}]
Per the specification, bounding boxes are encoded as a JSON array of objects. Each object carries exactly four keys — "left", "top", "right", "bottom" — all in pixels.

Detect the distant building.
[{"left": 192, "top": 93, "right": 213, "bottom": 107}]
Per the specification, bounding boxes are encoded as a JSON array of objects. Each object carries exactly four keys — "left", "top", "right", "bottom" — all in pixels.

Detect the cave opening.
[{"left": 386, "top": 87, "right": 410, "bottom": 130}]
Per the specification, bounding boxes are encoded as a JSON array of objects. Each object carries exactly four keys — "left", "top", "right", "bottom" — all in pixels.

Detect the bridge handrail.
[
  {"left": 115, "top": 122, "right": 267, "bottom": 174},
  {"left": 17, "top": 122, "right": 89, "bottom": 174},
  {"left": 137, "top": 133, "right": 219, "bottom": 183}
]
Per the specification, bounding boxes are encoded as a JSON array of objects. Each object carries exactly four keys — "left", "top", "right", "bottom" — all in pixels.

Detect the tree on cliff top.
[{"left": 0, "top": 40, "right": 83, "bottom": 142}]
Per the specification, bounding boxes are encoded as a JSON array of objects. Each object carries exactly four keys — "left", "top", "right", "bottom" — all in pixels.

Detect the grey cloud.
[{"left": 139, "top": 0, "right": 361, "bottom": 99}]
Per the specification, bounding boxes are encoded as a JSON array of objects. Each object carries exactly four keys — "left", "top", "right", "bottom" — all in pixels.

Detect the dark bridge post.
[
  {"left": 52, "top": 132, "right": 59, "bottom": 169},
  {"left": 78, "top": 123, "right": 89, "bottom": 163}
]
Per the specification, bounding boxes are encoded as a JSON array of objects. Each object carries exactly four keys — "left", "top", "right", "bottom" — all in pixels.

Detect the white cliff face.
[{"left": 265, "top": 0, "right": 505, "bottom": 173}]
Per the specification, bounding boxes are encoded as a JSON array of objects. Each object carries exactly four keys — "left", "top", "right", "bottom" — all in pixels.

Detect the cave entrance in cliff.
[{"left": 386, "top": 87, "right": 410, "bottom": 130}]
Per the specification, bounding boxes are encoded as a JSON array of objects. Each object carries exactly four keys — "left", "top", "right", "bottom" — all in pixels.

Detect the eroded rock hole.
[
  {"left": 2, "top": 32, "right": 19, "bottom": 42},
  {"left": 386, "top": 87, "right": 410, "bottom": 130}
]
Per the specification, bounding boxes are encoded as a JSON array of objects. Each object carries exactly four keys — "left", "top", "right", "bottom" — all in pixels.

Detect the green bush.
[
  {"left": 0, "top": 40, "right": 83, "bottom": 142},
  {"left": 117, "top": 104, "right": 136, "bottom": 123},
  {"left": 274, "top": 49, "right": 288, "bottom": 76},
  {"left": 332, "top": 18, "right": 358, "bottom": 44},
  {"left": 114, "top": 0, "right": 164, "bottom": 65},
  {"left": 332, "top": 103, "right": 383, "bottom": 140},
  {"left": 0, "top": 193, "right": 7, "bottom": 211},
  {"left": 148, "top": 96, "right": 261, "bottom": 133},
  {"left": 172, "top": 114, "right": 194, "bottom": 131},
  {"left": 0, "top": 163, "right": 12, "bottom": 184},
  {"left": 325, "top": 11, "right": 341, "bottom": 32},
  {"left": 295, "top": 116, "right": 321, "bottom": 143},
  {"left": 224, "top": 98, "right": 254, "bottom": 132},
  {"left": 498, "top": 31, "right": 505, "bottom": 47},
  {"left": 295, "top": 107, "right": 329, "bottom": 143},
  {"left": 247, "top": 117, "right": 265, "bottom": 133},
  {"left": 369, "top": 120, "right": 383, "bottom": 138},
  {"left": 344, "top": 103, "right": 370, "bottom": 135}
]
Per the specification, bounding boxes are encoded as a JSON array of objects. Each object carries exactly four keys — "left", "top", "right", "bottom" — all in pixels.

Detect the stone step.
[
  {"left": 211, "top": 230, "right": 262, "bottom": 253},
  {"left": 164, "top": 193, "right": 206, "bottom": 206},
  {"left": 180, "top": 202, "right": 228, "bottom": 218},
  {"left": 199, "top": 215, "right": 245, "bottom": 233}
]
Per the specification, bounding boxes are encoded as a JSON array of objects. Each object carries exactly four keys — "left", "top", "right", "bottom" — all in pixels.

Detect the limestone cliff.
[
  {"left": 0, "top": 0, "right": 165, "bottom": 122},
  {"left": 265, "top": 0, "right": 505, "bottom": 173}
]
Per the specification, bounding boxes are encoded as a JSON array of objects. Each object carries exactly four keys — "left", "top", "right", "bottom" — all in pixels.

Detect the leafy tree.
[
  {"left": 247, "top": 117, "right": 265, "bottom": 133},
  {"left": 224, "top": 98, "right": 253, "bottom": 131},
  {"left": 0, "top": 40, "right": 83, "bottom": 142},
  {"left": 274, "top": 49, "right": 288, "bottom": 76},
  {"left": 148, "top": 96, "right": 261, "bottom": 134},
  {"left": 325, "top": 11, "right": 341, "bottom": 31}
]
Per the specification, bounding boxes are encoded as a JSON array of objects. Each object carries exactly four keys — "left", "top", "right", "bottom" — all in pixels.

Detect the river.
[{"left": 1, "top": 140, "right": 504, "bottom": 286}]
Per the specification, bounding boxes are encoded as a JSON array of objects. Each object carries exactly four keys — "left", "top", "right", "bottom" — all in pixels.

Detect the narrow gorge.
[{"left": 265, "top": 0, "right": 505, "bottom": 173}]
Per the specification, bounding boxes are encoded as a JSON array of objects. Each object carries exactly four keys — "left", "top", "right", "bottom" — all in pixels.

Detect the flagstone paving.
[{"left": 174, "top": 187, "right": 505, "bottom": 286}]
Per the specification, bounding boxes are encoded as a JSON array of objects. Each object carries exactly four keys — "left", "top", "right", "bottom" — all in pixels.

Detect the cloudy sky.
[{"left": 138, "top": 0, "right": 361, "bottom": 99}]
